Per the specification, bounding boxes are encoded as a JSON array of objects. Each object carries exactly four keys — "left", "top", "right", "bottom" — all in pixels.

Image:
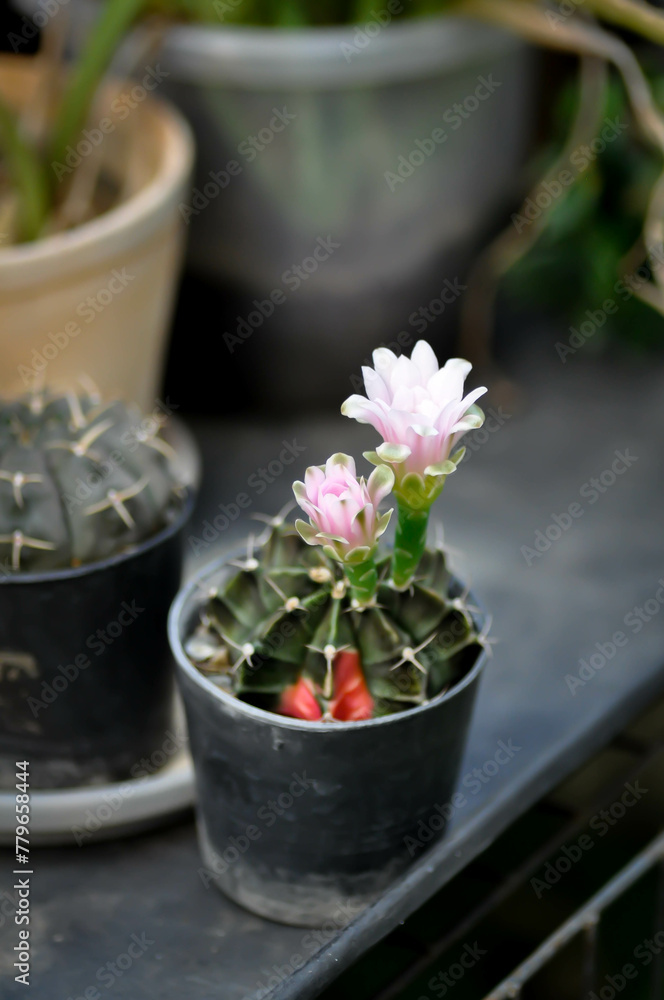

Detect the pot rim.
[
  {"left": 168, "top": 539, "right": 488, "bottom": 733},
  {"left": 56, "top": 7, "right": 523, "bottom": 89},
  {"left": 0, "top": 489, "right": 195, "bottom": 587},
  {"left": 0, "top": 57, "right": 194, "bottom": 280},
  {"left": 160, "top": 15, "right": 518, "bottom": 83}
]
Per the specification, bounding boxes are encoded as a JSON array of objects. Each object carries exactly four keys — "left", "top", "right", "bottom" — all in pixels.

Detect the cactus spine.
[
  {"left": 186, "top": 521, "right": 484, "bottom": 721},
  {"left": 0, "top": 384, "right": 183, "bottom": 573}
]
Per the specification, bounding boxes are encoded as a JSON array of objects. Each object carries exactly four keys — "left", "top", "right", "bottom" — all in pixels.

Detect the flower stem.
[
  {"left": 391, "top": 503, "right": 430, "bottom": 590},
  {"left": 344, "top": 557, "right": 378, "bottom": 608}
]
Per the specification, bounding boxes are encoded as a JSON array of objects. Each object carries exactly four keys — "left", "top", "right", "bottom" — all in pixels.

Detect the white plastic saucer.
[{"left": 0, "top": 743, "right": 195, "bottom": 846}]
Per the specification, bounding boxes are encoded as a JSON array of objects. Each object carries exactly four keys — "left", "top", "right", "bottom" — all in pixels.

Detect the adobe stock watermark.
[
  {"left": 385, "top": 75, "right": 502, "bottom": 192},
  {"left": 547, "top": 0, "right": 586, "bottom": 27},
  {"left": 530, "top": 780, "right": 648, "bottom": 899},
  {"left": 210, "top": 0, "right": 243, "bottom": 19},
  {"left": 197, "top": 772, "right": 315, "bottom": 889},
  {"left": 556, "top": 242, "right": 664, "bottom": 362},
  {"left": 380, "top": 612, "right": 485, "bottom": 710},
  {"left": 404, "top": 278, "right": 467, "bottom": 335},
  {"left": 511, "top": 117, "right": 627, "bottom": 233},
  {"left": 27, "top": 600, "right": 144, "bottom": 718},
  {"left": 71, "top": 728, "right": 188, "bottom": 845},
  {"left": 521, "top": 449, "right": 637, "bottom": 566},
  {"left": 341, "top": 0, "right": 412, "bottom": 61},
  {"left": 8, "top": 0, "right": 69, "bottom": 52},
  {"left": 348, "top": 279, "right": 466, "bottom": 391},
  {"left": 18, "top": 268, "right": 135, "bottom": 386},
  {"left": 244, "top": 897, "right": 364, "bottom": 1000},
  {"left": 0, "top": 888, "right": 18, "bottom": 930},
  {"left": 64, "top": 932, "right": 154, "bottom": 999},
  {"left": 52, "top": 66, "right": 170, "bottom": 181},
  {"left": 565, "top": 578, "right": 664, "bottom": 694},
  {"left": 422, "top": 942, "right": 488, "bottom": 998},
  {"left": 223, "top": 236, "right": 340, "bottom": 353},
  {"left": 179, "top": 107, "right": 296, "bottom": 224},
  {"left": 405, "top": 739, "right": 522, "bottom": 856},
  {"left": 350, "top": 330, "right": 417, "bottom": 390},
  {"left": 188, "top": 438, "right": 307, "bottom": 556},
  {"left": 590, "top": 929, "right": 664, "bottom": 1000},
  {"left": 461, "top": 406, "right": 511, "bottom": 460},
  {"left": 61, "top": 397, "right": 179, "bottom": 513}
]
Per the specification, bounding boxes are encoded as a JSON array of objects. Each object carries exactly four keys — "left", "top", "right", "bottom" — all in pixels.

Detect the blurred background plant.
[
  {"left": 3, "top": 0, "right": 664, "bottom": 403},
  {"left": 0, "top": 0, "right": 461, "bottom": 245},
  {"left": 502, "top": 67, "right": 664, "bottom": 354},
  {"left": 155, "top": 0, "right": 454, "bottom": 26}
]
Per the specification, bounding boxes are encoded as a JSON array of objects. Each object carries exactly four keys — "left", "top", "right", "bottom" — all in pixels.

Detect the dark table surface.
[{"left": 2, "top": 345, "right": 664, "bottom": 1000}]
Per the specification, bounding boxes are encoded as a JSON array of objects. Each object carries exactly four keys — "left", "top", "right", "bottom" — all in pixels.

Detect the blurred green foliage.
[
  {"left": 154, "top": 0, "right": 453, "bottom": 26},
  {"left": 503, "top": 69, "right": 664, "bottom": 351}
]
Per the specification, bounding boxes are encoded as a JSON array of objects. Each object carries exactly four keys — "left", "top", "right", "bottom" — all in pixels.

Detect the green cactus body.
[
  {"left": 0, "top": 386, "right": 183, "bottom": 572},
  {"left": 186, "top": 522, "right": 483, "bottom": 720}
]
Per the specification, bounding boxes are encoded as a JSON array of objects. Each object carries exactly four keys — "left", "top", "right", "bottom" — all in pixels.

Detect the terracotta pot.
[{"left": 0, "top": 56, "right": 194, "bottom": 409}]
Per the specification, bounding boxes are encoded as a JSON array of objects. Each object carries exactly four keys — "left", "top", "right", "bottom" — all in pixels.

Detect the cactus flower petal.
[
  {"left": 340, "top": 394, "right": 373, "bottom": 420},
  {"left": 293, "top": 453, "right": 393, "bottom": 563},
  {"left": 411, "top": 339, "right": 440, "bottom": 380},
  {"left": 294, "top": 518, "right": 320, "bottom": 546},
  {"left": 361, "top": 366, "right": 390, "bottom": 403},
  {"left": 376, "top": 442, "right": 411, "bottom": 464},
  {"left": 375, "top": 510, "right": 393, "bottom": 537},
  {"left": 424, "top": 460, "right": 457, "bottom": 478},
  {"left": 342, "top": 342, "right": 487, "bottom": 484},
  {"left": 366, "top": 464, "right": 395, "bottom": 504}
]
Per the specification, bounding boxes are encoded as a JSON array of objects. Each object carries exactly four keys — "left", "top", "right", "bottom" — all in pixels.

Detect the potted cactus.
[
  {"left": 0, "top": 381, "right": 194, "bottom": 790},
  {"left": 169, "top": 340, "right": 491, "bottom": 926}
]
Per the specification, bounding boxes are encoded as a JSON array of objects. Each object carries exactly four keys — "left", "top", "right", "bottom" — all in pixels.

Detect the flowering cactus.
[
  {"left": 342, "top": 342, "right": 486, "bottom": 588},
  {"left": 185, "top": 340, "right": 486, "bottom": 722}
]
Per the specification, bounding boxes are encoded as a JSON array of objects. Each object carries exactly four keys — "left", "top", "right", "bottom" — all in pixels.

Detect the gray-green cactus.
[
  {"left": 0, "top": 383, "right": 183, "bottom": 572},
  {"left": 186, "top": 520, "right": 485, "bottom": 721}
]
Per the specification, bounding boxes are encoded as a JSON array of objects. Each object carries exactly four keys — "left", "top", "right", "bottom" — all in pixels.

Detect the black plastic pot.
[
  {"left": 169, "top": 551, "right": 487, "bottom": 927},
  {"left": 0, "top": 494, "right": 194, "bottom": 790}
]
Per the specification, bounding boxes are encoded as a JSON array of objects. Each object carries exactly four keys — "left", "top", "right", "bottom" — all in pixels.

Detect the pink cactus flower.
[
  {"left": 293, "top": 453, "right": 393, "bottom": 563},
  {"left": 341, "top": 342, "right": 487, "bottom": 482}
]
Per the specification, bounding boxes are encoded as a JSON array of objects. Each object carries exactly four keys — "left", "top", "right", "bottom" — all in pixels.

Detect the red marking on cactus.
[
  {"left": 330, "top": 650, "right": 374, "bottom": 721},
  {"left": 277, "top": 677, "right": 323, "bottom": 721}
]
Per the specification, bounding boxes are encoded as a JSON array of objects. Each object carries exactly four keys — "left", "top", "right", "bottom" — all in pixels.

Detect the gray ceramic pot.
[
  {"left": 169, "top": 549, "right": 487, "bottom": 927},
  {"left": 53, "top": 8, "right": 534, "bottom": 408}
]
